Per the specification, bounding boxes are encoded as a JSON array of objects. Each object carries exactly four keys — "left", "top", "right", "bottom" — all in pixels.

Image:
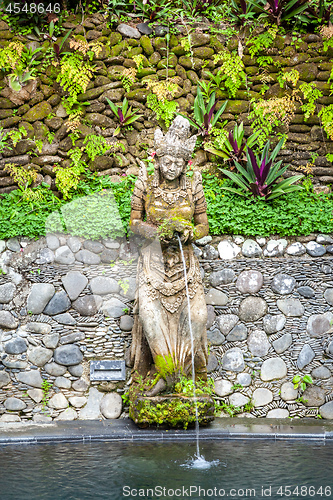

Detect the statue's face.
[{"left": 159, "top": 155, "right": 185, "bottom": 181}]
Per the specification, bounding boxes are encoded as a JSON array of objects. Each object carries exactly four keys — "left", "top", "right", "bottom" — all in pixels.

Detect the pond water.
[{"left": 0, "top": 440, "right": 332, "bottom": 500}]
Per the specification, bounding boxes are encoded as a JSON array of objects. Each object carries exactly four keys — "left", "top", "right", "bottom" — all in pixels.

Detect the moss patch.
[{"left": 130, "top": 394, "right": 215, "bottom": 428}]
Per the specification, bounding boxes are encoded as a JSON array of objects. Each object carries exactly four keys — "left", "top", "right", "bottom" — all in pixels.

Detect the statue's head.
[{"left": 152, "top": 116, "right": 197, "bottom": 187}]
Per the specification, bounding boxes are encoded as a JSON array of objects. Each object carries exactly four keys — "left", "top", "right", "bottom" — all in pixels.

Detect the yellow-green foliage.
[
  {"left": 277, "top": 69, "right": 300, "bottom": 89},
  {"left": 3, "top": 163, "right": 43, "bottom": 202},
  {"left": 212, "top": 50, "right": 246, "bottom": 98},
  {"left": 319, "top": 105, "right": 333, "bottom": 141},
  {"left": 0, "top": 41, "right": 24, "bottom": 71},
  {"left": 54, "top": 147, "right": 86, "bottom": 199},
  {"left": 249, "top": 96, "right": 296, "bottom": 148},
  {"left": 155, "top": 354, "right": 180, "bottom": 378},
  {"left": 156, "top": 216, "right": 194, "bottom": 240},
  {"left": 69, "top": 38, "right": 103, "bottom": 61},
  {"left": 320, "top": 26, "right": 333, "bottom": 52},
  {"left": 83, "top": 134, "right": 110, "bottom": 161},
  {"left": 121, "top": 67, "right": 137, "bottom": 92},
  {"left": 54, "top": 165, "right": 82, "bottom": 199},
  {"left": 300, "top": 82, "right": 323, "bottom": 121},
  {"left": 56, "top": 53, "right": 94, "bottom": 101},
  {"left": 246, "top": 25, "right": 278, "bottom": 58},
  {"left": 130, "top": 397, "right": 213, "bottom": 429},
  {"left": 146, "top": 79, "right": 179, "bottom": 127},
  {"left": 4, "top": 163, "right": 37, "bottom": 188},
  {"left": 132, "top": 54, "right": 145, "bottom": 71}
]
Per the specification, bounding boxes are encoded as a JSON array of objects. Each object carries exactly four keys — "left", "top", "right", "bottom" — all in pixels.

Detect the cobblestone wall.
[{"left": 0, "top": 232, "right": 333, "bottom": 422}]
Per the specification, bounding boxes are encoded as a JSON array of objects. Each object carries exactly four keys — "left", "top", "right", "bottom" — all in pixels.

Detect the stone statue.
[{"left": 129, "top": 116, "right": 209, "bottom": 396}]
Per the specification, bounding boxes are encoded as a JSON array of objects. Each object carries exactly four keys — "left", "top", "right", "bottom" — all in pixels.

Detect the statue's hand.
[
  {"left": 180, "top": 226, "right": 194, "bottom": 243},
  {"left": 157, "top": 218, "right": 194, "bottom": 244}
]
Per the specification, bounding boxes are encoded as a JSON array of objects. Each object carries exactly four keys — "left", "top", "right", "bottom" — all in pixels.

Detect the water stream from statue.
[
  {"left": 177, "top": 235, "right": 218, "bottom": 469},
  {"left": 177, "top": 234, "right": 200, "bottom": 456}
]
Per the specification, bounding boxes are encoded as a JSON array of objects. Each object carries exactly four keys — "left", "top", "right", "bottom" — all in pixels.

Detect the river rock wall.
[
  {"left": 0, "top": 232, "right": 333, "bottom": 422},
  {"left": 1, "top": 15, "right": 333, "bottom": 195}
]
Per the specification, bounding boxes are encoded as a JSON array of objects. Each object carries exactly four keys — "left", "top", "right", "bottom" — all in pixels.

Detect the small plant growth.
[
  {"left": 146, "top": 79, "right": 179, "bottom": 128},
  {"left": 293, "top": 374, "right": 313, "bottom": 392},
  {"left": 41, "top": 379, "right": 53, "bottom": 412},
  {"left": 106, "top": 97, "right": 143, "bottom": 136},
  {"left": 205, "top": 122, "right": 260, "bottom": 165},
  {"left": 179, "top": 86, "right": 227, "bottom": 139}
]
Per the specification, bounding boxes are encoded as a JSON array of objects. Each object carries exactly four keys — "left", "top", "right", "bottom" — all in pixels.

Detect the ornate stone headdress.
[
  {"left": 154, "top": 116, "right": 197, "bottom": 161},
  {"left": 152, "top": 116, "right": 197, "bottom": 189}
]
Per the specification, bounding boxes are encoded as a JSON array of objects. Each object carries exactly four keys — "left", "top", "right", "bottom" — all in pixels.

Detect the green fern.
[
  {"left": 146, "top": 94, "right": 178, "bottom": 127},
  {"left": 212, "top": 50, "right": 246, "bottom": 98},
  {"left": 56, "top": 53, "right": 94, "bottom": 101},
  {"left": 83, "top": 134, "right": 110, "bottom": 161},
  {"left": 247, "top": 25, "right": 278, "bottom": 58},
  {"left": 319, "top": 104, "right": 333, "bottom": 141},
  {"left": 300, "top": 82, "right": 323, "bottom": 121}
]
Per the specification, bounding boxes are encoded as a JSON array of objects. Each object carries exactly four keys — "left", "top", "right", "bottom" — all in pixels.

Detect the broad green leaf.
[
  {"left": 123, "top": 97, "right": 129, "bottom": 116},
  {"left": 220, "top": 186, "right": 247, "bottom": 197},
  {"left": 124, "top": 114, "right": 142, "bottom": 126},
  {"left": 212, "top": 100, "right": 228, "bottom": 127},
  {"left": 220, "top": 169, "right": 249, "bottom": 190},
  {"left": 269, "top": 138, "right": 285, "bottom": 163},
  {"left": 234, "top": 160, "right": 253, "bottom": 184},
  {"left": 106, "top": 97, "right": 119, "bottom": 116},
  {"left": 206, "top": 146, "right": 230, "bottom": 159},
  {"left": 177, "top": 113, "right": 200, "bottom": 130}
]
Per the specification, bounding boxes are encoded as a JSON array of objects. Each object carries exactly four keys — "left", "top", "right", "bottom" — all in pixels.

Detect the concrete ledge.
[{"left": 0, "top": 418, "right": 332, "bottom": 446}]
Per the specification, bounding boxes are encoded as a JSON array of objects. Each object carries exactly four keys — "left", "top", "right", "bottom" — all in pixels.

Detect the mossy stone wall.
[{"left": 0, "top": 14, "right": 333, "bottom": 195}]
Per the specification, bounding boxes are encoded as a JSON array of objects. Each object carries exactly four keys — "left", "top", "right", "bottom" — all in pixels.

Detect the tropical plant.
[
  {"left": 3, "top": 163, "right": 43, "bottom": 202},
  {"left": 106, "top": 97, "right": 143, "bottom": 136},
  {"left": 7, "top": 68, "right": 35, "bottom": 91},
  {"left": 181, "top": 0, "right": 225, "bottom": 19},
  {"left": 0, "top": 41, "right": 24, "bottom": 72},
  {"left": 319, "top": 105, "right": 333, "bottom": 141},
  {"left": 320, "top": 25, "right": 333, "bottom": 52},
  {"left": 228, "top": 0, "right": 256, "bottom": 25},
  {"left": 205, "top": 122, "right": 260, "bottom": 163},
  {"left": 249, "top": 95, "right": 296, "bottom": 148},
  {"left": 306, "top": 0, "right": 333, "bottom": 27},
  {"left": 1, "top": 44, "right": 43, "bottom": 91},
  {"left": 56, "top": 53, "right": 95, "bottom": 105},
  {"left": 198, "top": 80, "right": 214, "bottom": 100},
  {"left": 300, "top": 82, "right": 323, "bottom": 121},
  {"left": 51, "top": 28, "right": 73, "bottom": 61},
  {"left": 146, "top": 79, "right": 179, "bottom": 127},
  {"left": 107, "top": 0, "right": 132, "bottom": 19},
  {"left": 179, "top": 86, "right": 228, "bottom": 139},
  {"left": 0, "top": 128, "right": 9, "bottom": 154},
  {"left": 134, "top": 0, "right": 174, "bottom": 22},
  {"left": 255, "top": 0, "right": 309, "bottom": 26},
  {"left": 246, "top": 24, "right": 278, "bottom": 58},
  {"left": 220, "top": 138, "right": 304, "bottom": 200}
]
